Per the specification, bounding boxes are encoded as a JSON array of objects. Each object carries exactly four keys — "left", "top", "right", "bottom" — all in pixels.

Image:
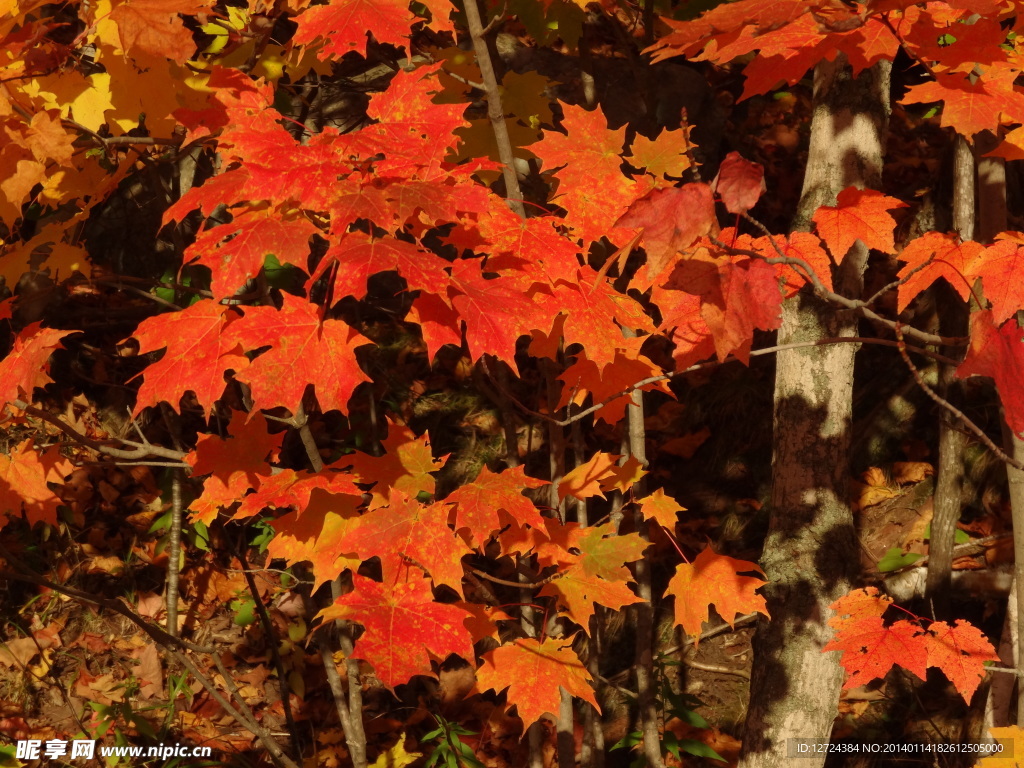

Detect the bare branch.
[
  {"left": 12, "top": 400, "right": 189, "bottom": 461},
  {"left": 895, "top": 323, "right": 1024, "bottom": 471}
]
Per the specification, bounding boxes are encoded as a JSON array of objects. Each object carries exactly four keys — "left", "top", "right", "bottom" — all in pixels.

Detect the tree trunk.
[{"left": 738, "top": 56, "right": 890, "bottom": 768}]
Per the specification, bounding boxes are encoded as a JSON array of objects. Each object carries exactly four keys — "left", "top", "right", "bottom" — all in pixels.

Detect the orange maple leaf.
[
  {"left": 0, "top": 440, "right": 73, "bottom": 528},
  {"left": 0, "top": 323, "right": 77, "bottom": 413},
  {"left": 557, "top": 452, "right": 620, "bottom": 501},
  {"left": 476, "top": 637, "right": 600, "bottom": 727},
  {"left": 811, "top": 186, "right": 906, "bottom": 261},
  {"left": 638, "top": 489, "right": 686, "bottom": 531},
  {"left": 667, "top": 545, "right": 769, "bottom": 644}
]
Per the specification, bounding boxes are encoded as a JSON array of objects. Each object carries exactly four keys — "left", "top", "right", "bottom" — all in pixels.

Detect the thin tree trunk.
[
  {"left": 619, "top": 330, "right": 662, "bottom": 768},
  {"left": 738, "top": 56, "right": 889, "bottom": 768},
  {"left": 968, "top": 128, "right": 1020, "bottom": 732},
  {"left": 925, "top": 134, "right": 973, "bottom": 614}
]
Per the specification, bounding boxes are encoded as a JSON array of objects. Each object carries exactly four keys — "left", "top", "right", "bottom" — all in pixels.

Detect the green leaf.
[
  {"left": 231, "top": 597, "right": 257, "bottom": 626},
  {"left": 611, "top": 732, "right": 642, "bottom": 751},
  {"left": 923, "top": 523, "right": 970, "bottom": 544},
  {"left": 677, "top": 738, "right": 725, "bottom": 762},
  {"left": 876, "top": 546, "right": 921, "bottom": 573}
]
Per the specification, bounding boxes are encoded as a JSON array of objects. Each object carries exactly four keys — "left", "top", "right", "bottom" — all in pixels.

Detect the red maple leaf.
[
  {"left": 292, "top": 0, "right": 418, "bottom": 57},
  {"left": 969, "top": 232, "right": 1024, "bottom": 325},
  {"left": 227, "top": 294, "right": 372, "bottom": 416},
  {"left": 956, "top": 311, "right": 1024, "bottom": 436},
  {"left": 108, "top": 0, "right": 208, "bottom": 61},
  {"left": 318, "top": 574, "right": 474, "bottom": 689},
  {"left": 533, "top": 275, "right": 654, "bottom": 369},
  {"left": 0, "top": 323, "right": 76, "bottom": 413},
  {"left": 924, "top": 620, "right": 998, "bottom": 701},
  {"left": 311, "top": 232, "right": 453, "bottom": 301},
  {"left": 0, "top": 440, "right": 73, "bottom": 528},
  {"left": 448, "top": 259, "right": 537, "bottom": 363},
  {"left": 186, "top": 207, "right": 317, "bottom": 299},
  {"left": 558, "top": 349, "right": 671, "bottom": 425},
  {"left": 344, "top": 491, "right": 470, "bottom": 596},
  {"left": 268, "top": 491, "right": 363, "bottom": 590},
  {"left": 895, "top": 231, "right": 984, "bottom": 313},
  {"left": 823, "top": 615, "right": 929, "bottom": 689},
  {"left": 616, "top": 183, "right": 717, "bottom": 268},
  {"left": 558, "top": 452, "right": 620, "bottom": 501},
  {"left": 232, "top": 465, "right": 362, "bottom": 521},
  {"left": 811, "top": 186, "right": 906, "bottom": 260},
  {"left": 901, "top": 72, "right": 1024, "bottom": 139},
  {"left": 667, "top": 545, "right": 769, "bottom": 643},
  {"left": 476, "top": 637, "right": 600, "bottom": 727},
  {"left": 446, "top": 465, "right": 548, "bottom": 547},
  {"left": 467, "top": 207, "right": 582, "bottom": 288},
  {"left": 407, "top": 293, "right": 462, "bottom": 361},
  {"left": 129, "top": 301, "right": 247, "bottom": 416},
  {"left": 755, "top": 231, "right": 834, "bottom": 295},
  {"left": 526, "top": 105, "right": 643, "bottom": 245},
  {"left": 354, "top": 65, "right": 470, "bottom": 177},
  {"left": 712, "top": 152, "right": 766, "bottom": 214},
  {"left": 669, "top": 253, "right": 783, "bottom": 363}
]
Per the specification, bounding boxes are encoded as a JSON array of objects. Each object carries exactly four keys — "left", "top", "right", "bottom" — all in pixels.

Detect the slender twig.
[
  {"left": 461, "top": 0, "right": 526, "bottom": 217},
  {"left": 480, "top": 2, "right": 507, "bottom": 35},
  {"left": 895, "top": 323, "right": 1024, "bottom": 471},
  {"left": 174, "top": 649, "right": 301, "bottom": 768},
  {"left": 682, "top": 658, "right": 750, "bottom": 679},
  {"left": 469, "top": 566, "right": 561, "bottom": 588},
  {"left": 863, "top": 254, "right": 936, "bottom": 307},
  {"left": 485, "top": 337, "right": 960, "bottom": 428},
  {"left": 712, "top": 227, "right": 962, "bottom": 348},
  {"left": 12, "top": 400, "right": 188, "bottom": 461},
  {"left": 0, "top": 554, "right": 214, "bottom": 653},
  {"left": 660, "top": 612, "right": 760, "bottom": 656},
  {"left": 440, "top": 67, "right": 486, "bottom": 90},
  {"left": 289, "top": 402, "right": 324, "bottom": 473},
  {"left": 235, "top": 541, "right": 299, "bottom": 759}
]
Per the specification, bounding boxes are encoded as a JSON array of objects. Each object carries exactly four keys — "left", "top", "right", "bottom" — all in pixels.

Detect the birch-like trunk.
[{"left": 738, "top": 56, "right": 890, "bottom": 768}]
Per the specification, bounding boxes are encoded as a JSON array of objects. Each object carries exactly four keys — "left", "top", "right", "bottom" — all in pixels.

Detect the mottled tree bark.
[{"left": 738, "top": 56, "right": 890, "bottom": 768}]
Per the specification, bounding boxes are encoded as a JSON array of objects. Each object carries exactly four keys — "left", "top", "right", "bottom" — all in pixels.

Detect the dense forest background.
[{"left": 3, "top": 0, "right": 1024, "bottom": 767}]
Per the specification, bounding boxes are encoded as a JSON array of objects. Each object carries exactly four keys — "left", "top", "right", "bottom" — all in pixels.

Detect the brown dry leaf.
[
  {"left": 97, "top": 479, "right": 120, "bottom": 503},
  {"left": 131, "top": 643, "right": 162, "bottom": 699},
  {"left": 71, "top": 632, "right": 108, "bottom": 653},
  {"left": 76, "top": 670, "right": 125, "bottom": 704},
  {"left": 84, "top": 554, "right": 125, "bottom": 575},
  {"left": 985, "top": 537, "right": 1015, "bottom": 566},
  {"left": 891, "top": 461, "right": 934, "bottom": 485},
  {"left": 954, "top": 555, "right": 985, "bottom": 570},
  {"left": 0, "top": 620, "right": 63, "bottom": 667},
  {"left": 0, "top": 637, "right": 42, "bottom": 668},
  {"left": 853, "top": 467, "right": 900, "bottom": 510},
  {"left": 135, "top": 591, "right": 165, "bottom": 620},
  {"left": 181, "top": 562, "right": 250, "bottom": 606}
]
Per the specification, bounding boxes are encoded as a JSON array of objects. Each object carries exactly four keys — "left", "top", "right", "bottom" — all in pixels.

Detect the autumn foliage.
[{"left": 3, "top": 0, "right": 1024, "bottom": 763}]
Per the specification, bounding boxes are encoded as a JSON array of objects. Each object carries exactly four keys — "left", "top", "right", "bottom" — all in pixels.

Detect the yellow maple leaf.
[
  {"left": 369, "top": 736, "right": 422, "bottom": 768},
  {"left": 977, "top": 725, "right": 1022, "bottom": 767}
]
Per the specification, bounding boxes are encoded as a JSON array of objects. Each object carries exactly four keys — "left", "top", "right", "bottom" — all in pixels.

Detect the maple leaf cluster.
[{"left": 824, "top": 588, "right": 998, "bottom": 702}]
